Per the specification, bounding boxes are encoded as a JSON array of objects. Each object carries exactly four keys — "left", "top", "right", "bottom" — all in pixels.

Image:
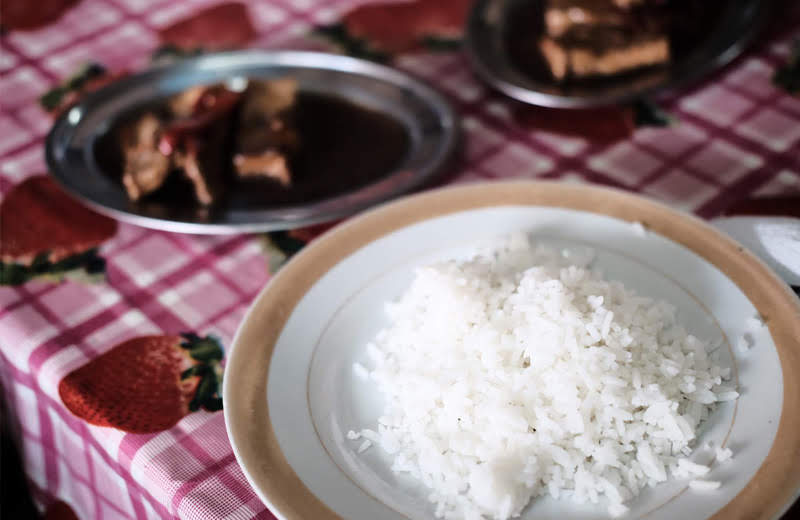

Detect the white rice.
[
  {"left": 350, "top": 234, "right": 735, "bottom": 519},
  {"left": 715, "top": 446, "right": 733, "bottom": 463},
  {"left": 688, "top": 479, "right": 721, "bottom": 491}
]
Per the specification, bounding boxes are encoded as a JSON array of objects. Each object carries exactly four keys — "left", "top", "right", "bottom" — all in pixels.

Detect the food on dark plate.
[
  {"left": 116, "top": 78, "right": 297, "bottom": 206},
  {"left": 538, "top": 0, "right": 670, "bottom": 80},
  {"left": 233, "top": 78, "right": 299, "bottom": 186},
  {"left": 233, "top": 151, "right": 291, "bottom": 186},
  {"left": 539, "top": 28, "right": 669, "bottom": 81},
  {"left": 544, "top": 0, "right": 629, "bottom": 38},
  {"left": 172, "top": 124, "right": 229, "bottom": 206},
  {"left": 120, "top": 113, "right": 171, "bottom": 201},
  {"left": 99, "top": 77, "right": 410, "bottom": 209}
]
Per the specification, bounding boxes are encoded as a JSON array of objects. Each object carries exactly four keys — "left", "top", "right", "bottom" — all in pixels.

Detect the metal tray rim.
[
  {"left": 464, "top": 0, "right": 771, "bottom": 108},
  {"left": 45, "top": 50, "right": 460, "bottom": 234}
]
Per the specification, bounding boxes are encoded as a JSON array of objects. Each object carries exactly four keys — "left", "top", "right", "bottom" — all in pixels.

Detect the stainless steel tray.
[
  {"left": 46, "top": 50, "right": 459, "bottom": 234},
  {"left": 465, "top": 0, "right": 770, "bottom": 108}
]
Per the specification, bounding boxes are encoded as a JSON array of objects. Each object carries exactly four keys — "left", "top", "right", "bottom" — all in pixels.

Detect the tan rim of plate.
[{"left": 225, "top": 181, "right": 800, "bottom": 520}]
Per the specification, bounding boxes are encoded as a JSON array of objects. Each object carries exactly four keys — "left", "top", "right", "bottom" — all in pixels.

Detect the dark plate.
[
  {"left": 465, "top": 0, "right": 770, "bottom": 108},
  {"left": 46, "top": 51, "right": 459, "bottom": 234}
]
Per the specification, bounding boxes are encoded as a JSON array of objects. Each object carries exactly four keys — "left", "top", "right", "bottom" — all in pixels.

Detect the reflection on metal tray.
[
  {"left": 465, "top": 0, "right": 769, "bottom": 108},
  {"left": 46, "top": 50, "right": 459, "bottom": 234}
]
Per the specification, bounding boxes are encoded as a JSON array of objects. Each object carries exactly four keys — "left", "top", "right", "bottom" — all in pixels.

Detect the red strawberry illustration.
[
  {"left": 513, "top": 105, "right": 636, "bottom": 143},
  {"left": 43, "top": 501, "right": 79, "bottom": 520},
  {"left": 315, "top": 0, "right": 471, "bottom": 59},
  {"left": 513, "top": 97, "right": 673, "bottom": 143},
  {"left": 59, "top": 333, "right": 224, "bottom": 434},
  {"left": 0, "top": 0, "right": 79, "bottom": 31},
  {"left": 158, "top": 2, "right": 256, "bottom": 52},
  {"left": 1, "top": 176, "right": 117, "bottom": 286}
]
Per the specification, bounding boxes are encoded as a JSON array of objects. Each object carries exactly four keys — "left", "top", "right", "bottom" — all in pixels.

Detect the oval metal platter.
[
  {"left": 465, "top": 0, "right": 770, "bottom": 108},
  {"left": 46, "top": 50, "right": 459, "bottom": 234}
]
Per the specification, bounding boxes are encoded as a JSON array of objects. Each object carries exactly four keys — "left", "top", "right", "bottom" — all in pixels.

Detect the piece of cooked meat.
[
  {"left": 233, "top": 150, "right": 291, "bottom": 186},
  {"left": 233, "top": 78, "right": 299, "bottom": 185},
  {"left": 539, "top": 0, "right": 671, "bottom": 81},
  {"left": 120, "top": 113, "right": 171, "bottom": 201},
  {"left": 174, "top": 132, "right": 226, "bottom": 206},
  {"left": 156, "top": 84, "right": 243, "bottom": 205},
  {"left": 168, "top": 85, "right": 207, "bottom": 118},
  {"left": 174, "top": 138, "right": 214, "bottom": 206},
  {"left": 172, "top": 105, "right": 235, "bottom": 206},
  {"left": 569, "top": 34, "right": 668, "bottom": 77},
  {"left": 163, "top": 85, "right": 243, "bottom": 145},
  {"left": 544, "top": 0, "right": 628, "bottom": 38},
  {"left": 239, "top": 77, "right": 297, "bottom": 122},
  {"left": 539, "top": 29, "right": 669, "bottom": 80},
  {"left": 236, "top": 107, "right": 299, "bottom": 156},
  {"left": 539, "top": 37, "right": 570, "bottom": 80}
]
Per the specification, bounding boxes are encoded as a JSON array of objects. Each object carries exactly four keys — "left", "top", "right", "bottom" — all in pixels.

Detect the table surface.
[{"left": 1, "top": 0, "right": 799, "bottom": 519}]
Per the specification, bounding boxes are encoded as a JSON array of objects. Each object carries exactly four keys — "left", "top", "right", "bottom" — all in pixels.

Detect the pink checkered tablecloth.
[{"left": 1, "top": 0, "right": 799, "bottom": 519}]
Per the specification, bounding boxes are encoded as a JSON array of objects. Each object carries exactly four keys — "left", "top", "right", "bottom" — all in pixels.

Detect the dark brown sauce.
[
  {"left": 504, "top": 0, "right": 725, "bottom": 89},
  {"left": 95, "top": 91, "right": 410, "bottom": 212}
]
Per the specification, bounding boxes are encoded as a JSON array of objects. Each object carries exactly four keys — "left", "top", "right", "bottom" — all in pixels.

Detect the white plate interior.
[{"left": 266, "top": 206, "right": 783, "bottom": 520}]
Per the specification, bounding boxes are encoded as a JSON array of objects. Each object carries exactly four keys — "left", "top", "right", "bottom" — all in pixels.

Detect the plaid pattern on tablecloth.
[{"left": 1, "top": 0, "right": 799, "bottom": 518}]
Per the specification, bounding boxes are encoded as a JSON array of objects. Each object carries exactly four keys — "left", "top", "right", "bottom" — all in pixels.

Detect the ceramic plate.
[
  {"left": 224, "top": 182, "right": 800, "bottom": 520},
  {"left": 46, "top": 51, "right": 458, "bottom": 234}
]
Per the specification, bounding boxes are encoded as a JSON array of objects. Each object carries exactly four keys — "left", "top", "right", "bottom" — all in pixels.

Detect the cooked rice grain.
[{"left": 350, "top": 234, "right": 734, "bottom": 518}]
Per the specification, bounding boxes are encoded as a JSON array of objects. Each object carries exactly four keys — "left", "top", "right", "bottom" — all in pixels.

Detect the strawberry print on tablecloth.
[
  {"left": 42, "top": 500, "right": 80, "bottom": 520},
  {"left": 157, "top": 2, "right": 256, "bottom": 52},
  {"left": 0, "top": 176, "right": 117, "bottom": 286},
  {"left": 315, "top": 0, "right": 470, "bottom": 60},
  {"left": 59, "top": 333, "right": 224, "bottom": 434},
  {"left": 0, "top": 0, "right": 81, "bottom": 31},
  {"left": 39, "top": 2, "right": 259, "bottom": 115}
]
